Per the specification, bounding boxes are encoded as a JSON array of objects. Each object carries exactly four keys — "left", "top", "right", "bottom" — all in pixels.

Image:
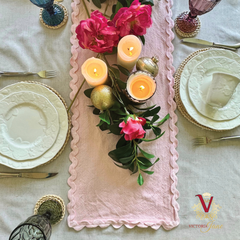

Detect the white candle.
[
  {"left": 81, "top": 57, "right": 108, "bottom": 87},
  {"left": 117, "top": 35, "right": 142, "bottom": 71},
  {"left": 126, "top": 71, "right": 156, "bottom": 102}
]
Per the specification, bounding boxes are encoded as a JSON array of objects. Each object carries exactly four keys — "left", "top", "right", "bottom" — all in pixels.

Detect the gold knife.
[
  {"left": 0, "top": 172, "right": 58, "bottom": 179},
  {"left": 181, "top": 38, "right": 239, "bottom": 51}
]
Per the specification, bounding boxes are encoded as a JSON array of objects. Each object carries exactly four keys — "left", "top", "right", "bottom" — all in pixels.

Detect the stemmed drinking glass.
[
  {"left": 175, "top": 0, "right": 221, "bottom": 38},
  {"left": 30, "top": 0, "right": 68, "bottom": 29},
  {"left": 9, "top": 195, "right": 65, "bottom": 240}
]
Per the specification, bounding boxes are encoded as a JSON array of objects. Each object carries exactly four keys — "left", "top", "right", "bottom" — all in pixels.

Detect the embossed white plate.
[
  {"left": 188, "top": 56, "right": 240, "bottom": 121},
  {"left": 0, "top": 82, "right": 69, "bottom": 169},
  {"left": 180, "top": 49, "right": 240, "bottom": 130},
  {"left": 0, "top": 91, "right": 59, "bottom": 161}
]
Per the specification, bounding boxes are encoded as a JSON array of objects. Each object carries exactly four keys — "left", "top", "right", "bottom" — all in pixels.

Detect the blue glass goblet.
[{"left": 30, "top": 0, "right": 68, "bottom": 29}]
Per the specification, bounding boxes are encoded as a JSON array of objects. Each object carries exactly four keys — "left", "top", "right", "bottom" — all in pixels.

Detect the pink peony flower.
[
  {"left": 76, "top": 11, "right": 119, "bottom": 53},
  {"left": 119, "top": 117, "right": 146, "bottom": 141},
  {"left": 112, "top": 0, "right": 152, "bottom": 37}
]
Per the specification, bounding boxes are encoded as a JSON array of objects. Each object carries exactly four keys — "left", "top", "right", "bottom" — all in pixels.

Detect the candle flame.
[
  {"left": 128, "top": 47, "right": 134, "bottom": 56},
  {"left": 139, "top": 85, "right": 145, "bottom": 91},
  {"left": 94, "top": 68, "right": 98, "bottom": 77}
]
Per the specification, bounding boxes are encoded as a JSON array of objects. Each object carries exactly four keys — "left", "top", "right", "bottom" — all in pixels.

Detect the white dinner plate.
[
  {"left": 180, "top": 48, "right": 240, "bottom": 130},
  {"left": 188, "top": 56, "right": 240, "bottom": 121},
  {"left": 0, "top": 91, "right": 59, "bottom": 161},
  {"left": 0, "top": 82, "right": 69, "bottom": 169}
]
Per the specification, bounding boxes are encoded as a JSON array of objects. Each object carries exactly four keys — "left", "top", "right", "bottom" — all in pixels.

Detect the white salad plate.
[
  {"left": 188, "top": 56, "right": 240, "bottom": 121},
  {"left": 0, "top": 91, "right": 59, "bottom": 161},
  {"left": 0, "top": 82, "right": 69, "bottom": 169},
  {"left": 180, "top": 48, "right": 240, "bottom": 130}
]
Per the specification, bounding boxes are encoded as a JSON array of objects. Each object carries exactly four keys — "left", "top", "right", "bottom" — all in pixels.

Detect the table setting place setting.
[{"left": 1, "top": 0, "right": 240, "bottom": 239}]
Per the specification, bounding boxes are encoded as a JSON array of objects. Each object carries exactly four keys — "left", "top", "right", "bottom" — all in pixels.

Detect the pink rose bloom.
[
  {"left": 76, "top": 11, "right": 119, "bottom": 53},
  {"left": 119, "top": 117, "right": 146, "bottom": 141},
  {"left": 112, "top": 0, "right": 152, "bottom": 37}
]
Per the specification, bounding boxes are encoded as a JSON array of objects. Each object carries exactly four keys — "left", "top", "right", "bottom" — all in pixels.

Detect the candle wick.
[
  {"left": 128, "top": 47, "right": 134, "bottom": 56},
  {"left": 94, "top": 68, "right": 98, "bottom": 77},
  {"left": 139, "top": 85, "right": 145, "bottom": 91}
]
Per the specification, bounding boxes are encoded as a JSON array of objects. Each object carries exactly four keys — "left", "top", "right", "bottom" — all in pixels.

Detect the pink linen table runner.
[{"left": 68, "top": 0, "right": 179, "bottom": 230}]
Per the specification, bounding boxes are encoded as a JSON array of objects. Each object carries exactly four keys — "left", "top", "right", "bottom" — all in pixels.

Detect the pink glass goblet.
[{"left": 175, "top": 0, "right": 221, "bottom": 38}]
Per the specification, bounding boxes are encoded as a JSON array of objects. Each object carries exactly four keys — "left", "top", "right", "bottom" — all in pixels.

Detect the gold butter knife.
[
  {"left": 0, "top": 172, "right": 58, "bottom": 179},
  {"left": 182, "top": 38, "right": 240, "bottom": 51}
]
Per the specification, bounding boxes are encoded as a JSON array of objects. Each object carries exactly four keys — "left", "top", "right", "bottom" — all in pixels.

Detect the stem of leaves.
[
  {"left": 81, "top": 0, "right": 90, "bottom": 18},
  {"left": 101, "top": 54, "right": 130, "bottom": 115}
]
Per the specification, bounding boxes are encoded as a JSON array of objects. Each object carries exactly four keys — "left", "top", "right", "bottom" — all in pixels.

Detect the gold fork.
[
  {"left": 193, "top": 135, "right": 240, "bottom": 145},
  {"left": 0, "top": 70, "right": 57, "bottom": 79}
]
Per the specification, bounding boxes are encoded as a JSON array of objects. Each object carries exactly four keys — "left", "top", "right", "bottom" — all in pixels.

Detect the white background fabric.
[{"left": 0, "top": 0, "right": 240, "bottom": 239}]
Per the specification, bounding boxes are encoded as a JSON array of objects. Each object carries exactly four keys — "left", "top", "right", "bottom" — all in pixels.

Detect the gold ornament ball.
[
  {"left": 136, "top": 56, "right": 159, "bottom": 77},
  {"left": 90, "top": 85, "right": 116, "bottom": 110}
]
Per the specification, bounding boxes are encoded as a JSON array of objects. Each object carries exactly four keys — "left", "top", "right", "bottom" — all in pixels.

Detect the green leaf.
[
  {"left": 104, "top": 47, "right": 117, "bottom": 55},
  {"left": 118, "top": 0, "right": 128, "bottom": 6},
  {"left": 109, "top": 100, "right": 121, "bottom": 110},
  {"left": 125, "top": 0, "right": 131, "bottom": 7},
  {"left": 133, "top": 104, "right": 156, "bottom": 111},
  {"left": 116, "top": 135, "right": 128, "bottom": 148},
  {"left": 93, "top": 108, "right": 100, "bottom": 115},
  {"left": 112, "top": 4, "right": 116, "bottom": 14},
  {"left": 96, "top": 120, "right": 104, "bottom": 127},
  {"left": 141, "top": 106, "right": 161, "bottom": 118},
  {"left": 150, "top": 114, "right": 160, "bottom": 124},
  {"left": 99, "top": 111, "right": 110, "bottom": 125},
  {"left": 156, "top": 113, "right": 170, "bottom": 126},
  {"left": 100, "top": 0, "right": 106, "bottom": 3},
  {"left": 112, "top": 108, "right": 126, "bottom": 116},
  {"left": 109, "top": 67, "right": 120, "bottom": 80},
  {"left": 138, "top": 147, "right": 155, "bottom": 159},
  {"left": 140, "top": 0, "right": 154, "bottom": 6},
  {"left": 84, "top": 88, "right": 94, "bottom": 98},
  {"left": 108, "top": 123, "right": 121, "bottom": 135},
  {"left": 92, "top": 0, "right": 101, "bottom": 8},
  {"left": 138, "top": 164, "right": 150, "bottom": 170},
  {"left": 108, "top": 142, "right": 133, "bottom": 161},
  {"left": 116, "top": 78, "right": 127, "bottom": 89},
  {"left": 115, "top": 1, "right": 123, "bottom": 13},
  {"left": 153, "top": 158, "right": 160, "bottom": 164},
  {"left": 99, "top": 121, "right": 109, "bottom": 131},
  {"left": 138, "top": 157, "right": 153, "bottom": 167},
  {"left": 130, "top": 163, "right": 138, "bottom": 174},
  {"left": 139, "top": 35, "right": 145, "bottom": 45},
  {"left": 152, "top": 126, "right": 161, "bottom": 136},
  {"left": 113, "top": 64, "right": 130, "bottom": 76},
  {"left": 140, "top": 131, "right": 165, "bottom": 142},
  {"left": 137, "top": 173, "right": 144, "bottom": 186},
  {"left": 142, "top": 170, "right": 154, "bottom": 175},
  {"left": 119, "top": 154, "right": 135, "bottom": 163},
  {"left": 114, "top": 162, "right": 132, "bottom": 169}
]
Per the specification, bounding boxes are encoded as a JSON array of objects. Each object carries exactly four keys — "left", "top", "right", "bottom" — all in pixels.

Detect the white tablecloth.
[{"left": 1, "top": 0, "right": 240, "bottom": 239}]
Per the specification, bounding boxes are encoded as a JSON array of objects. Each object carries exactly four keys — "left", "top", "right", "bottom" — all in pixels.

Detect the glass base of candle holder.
[
  {"left": 174, "top": 11, "right": 201, "bottom": 38},
  {"left": 125, "top": 71, "right": 157, "bottom": 104},
  {"left": 39, "top": 3, "right": 68, "bottom": 29}
]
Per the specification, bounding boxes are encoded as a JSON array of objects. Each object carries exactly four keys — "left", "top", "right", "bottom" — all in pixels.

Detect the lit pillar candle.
[
  {"left": 126, "top": 71, "right": 156, "bottom": 102},
  {"left": 81, "top": 57, "right": 108, "bottom": 87},
  {"left": 117, "top": 35, "right": 142, "bottom": 71}
]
